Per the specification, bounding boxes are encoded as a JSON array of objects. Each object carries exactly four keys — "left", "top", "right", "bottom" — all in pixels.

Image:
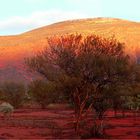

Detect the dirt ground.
[{"left": 0, "top": 104, "right": 139, "bottom": 139}]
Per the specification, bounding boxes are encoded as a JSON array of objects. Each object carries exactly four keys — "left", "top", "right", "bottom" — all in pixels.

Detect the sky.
[{"left": 0, "top": 0, "right": 139, "bottom": 35}]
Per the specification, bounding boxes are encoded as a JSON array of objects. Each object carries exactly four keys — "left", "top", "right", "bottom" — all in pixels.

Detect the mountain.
[{"left": 0, "top": 18, "right": 140, "bottom": 83}]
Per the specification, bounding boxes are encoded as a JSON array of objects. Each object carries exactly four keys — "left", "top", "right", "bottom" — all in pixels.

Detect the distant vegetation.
[{"left": 25, "top": 34, "right": 140, "bottom": 137}]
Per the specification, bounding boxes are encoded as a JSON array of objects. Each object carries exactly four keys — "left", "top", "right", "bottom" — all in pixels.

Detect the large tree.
[{"left": 26, "top": 34, "right": 134, "bottom": 135}]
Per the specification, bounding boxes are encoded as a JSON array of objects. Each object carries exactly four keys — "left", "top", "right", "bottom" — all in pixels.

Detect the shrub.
[
  {"left": 0, "top": 102, "right": 14, "bottom": 119},
  {"left": 29, "top": 80, "right": 57, "bottom": 109},
  {"left": 0, "top": 82, "right": 26, "bottom": 108}
]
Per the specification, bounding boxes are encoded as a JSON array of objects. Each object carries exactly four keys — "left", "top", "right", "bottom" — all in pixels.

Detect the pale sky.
[{"left": 0, "top": 0, "right": 139, "bottom": 35}]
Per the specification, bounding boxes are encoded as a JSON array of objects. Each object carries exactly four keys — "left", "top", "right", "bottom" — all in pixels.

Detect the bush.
[
  {"left": 28, "top": 80, "right": 57, "bottom": 109},
  {"left": 0, "top": 82, "right": 26, "bottom": 108}
]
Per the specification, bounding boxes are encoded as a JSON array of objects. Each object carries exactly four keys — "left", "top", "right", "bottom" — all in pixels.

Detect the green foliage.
[
  {"left": 0, "top": 81, "right": 26, "bottom": 108},
  {"left": 29, "top": 79, "right": 57, "bottom": 109}
]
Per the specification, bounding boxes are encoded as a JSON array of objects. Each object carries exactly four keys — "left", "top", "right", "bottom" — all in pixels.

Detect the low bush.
[
  {"left": 28, "top": 79, "right": 57, "bottom": 109},
  {"left": 0, "top": 81, "right": 26, "bottom": 108}
]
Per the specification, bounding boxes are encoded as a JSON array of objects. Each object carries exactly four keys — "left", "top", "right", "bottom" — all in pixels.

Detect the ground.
[{"left": 0, "top": 104, "right": 139, "bottom": 139}]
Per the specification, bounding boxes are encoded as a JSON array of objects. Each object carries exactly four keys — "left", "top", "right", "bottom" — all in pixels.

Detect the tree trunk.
[{"left": 74, "top": 110, "right": 82, "bottom": 136}]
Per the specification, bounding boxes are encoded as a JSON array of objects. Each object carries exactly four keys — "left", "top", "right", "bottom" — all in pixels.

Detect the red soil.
[{"left": 0, "top": 105, "right": 139, "bottom": 139}]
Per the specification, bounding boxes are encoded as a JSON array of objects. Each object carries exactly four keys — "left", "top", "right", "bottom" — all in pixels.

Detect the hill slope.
[{"left": 0, "top": 18, "right": 140, "bottom": 82}]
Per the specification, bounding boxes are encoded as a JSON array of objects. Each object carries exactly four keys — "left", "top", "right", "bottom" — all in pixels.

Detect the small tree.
[
  {"left": 29, "top": 79, "right": 57, "bottom": 109},
  {"left": 0, "top": 82, "right": 26, "bottom": 108},
  {"left": 26, "top": 34, "right": 134, "bottom": 136}
]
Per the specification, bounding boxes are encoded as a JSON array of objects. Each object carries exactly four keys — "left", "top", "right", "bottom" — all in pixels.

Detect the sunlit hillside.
[{"left": 0, "top": 18, "right": 140, "bottom": 82}]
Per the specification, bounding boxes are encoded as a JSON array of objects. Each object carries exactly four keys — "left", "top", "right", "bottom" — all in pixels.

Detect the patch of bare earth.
[{"left": 0, "top": 105, "right": 139, "bottom": 139}]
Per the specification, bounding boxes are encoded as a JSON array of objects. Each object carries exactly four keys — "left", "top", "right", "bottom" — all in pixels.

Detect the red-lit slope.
[{"left": 0, "top": 18, "right": 140, "bottom": 82}]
